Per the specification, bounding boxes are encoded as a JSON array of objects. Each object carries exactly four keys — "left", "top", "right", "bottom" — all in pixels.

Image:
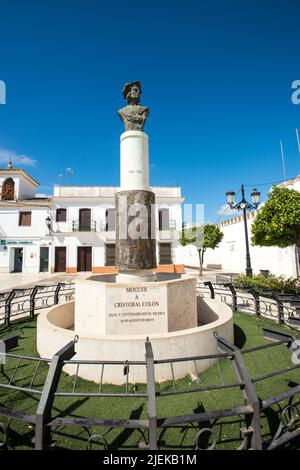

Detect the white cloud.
[
  {"left": 0, "top": 148, "right": 37, "bottom": 167},
  {"left": 216, "top": 204, "right": 239, "bottom": 217}
]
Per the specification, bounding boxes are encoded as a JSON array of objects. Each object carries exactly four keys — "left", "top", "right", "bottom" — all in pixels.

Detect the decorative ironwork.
[{"left": 0, "top": 282, "right": 300, "bottom": 450}]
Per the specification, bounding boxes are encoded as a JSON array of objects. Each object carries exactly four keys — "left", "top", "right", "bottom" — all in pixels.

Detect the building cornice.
[
  {"left": 218, "top": 210, "right": 257, "bottom": 227},
  {"left": 0, "top": 201, "right": 51, "bottom": 208},
  {"left": 0, "top": 168, "right": 39, "bottom": 187}
]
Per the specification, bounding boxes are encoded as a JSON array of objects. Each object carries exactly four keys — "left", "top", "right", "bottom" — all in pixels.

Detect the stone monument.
[
  {"left": 37, "top": 82, "right": 234, "bottom": 384},
  {"left": 116, "top": 81, "right": 156, "bottom": 283}
]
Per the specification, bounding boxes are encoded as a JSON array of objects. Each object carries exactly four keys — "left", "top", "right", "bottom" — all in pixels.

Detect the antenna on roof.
[
  {"left": 296, "top": 128, "right": 300, "bottom": 155},
  {"left": 280, "top": 140, "right": 287, "bottom": 181},
  {"left": 65, "top": 168, "right": 73, "bottom": 185}
]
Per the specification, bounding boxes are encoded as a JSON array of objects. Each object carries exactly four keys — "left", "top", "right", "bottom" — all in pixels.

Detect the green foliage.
[
  {"left": 179, "top": 224, "right": 224, "bottom": 275},
  {"left": 179, "top": 224, "right": 224, "bottom": 251},
  {"left": 252, "top": 186, "right": 300, "bottom": 248},
  {"left": 235, "top": 273, "right": 300, "bottom": 295}
]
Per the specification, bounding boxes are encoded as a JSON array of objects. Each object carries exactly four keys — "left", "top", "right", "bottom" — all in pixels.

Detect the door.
[
  {"left": 39, "top": 247, "right": 49, "bottom": 272},
  {"left": 55, "top": 247, "right": 66, "bottom": 272},
  {"left": 105, "top": 243, "right": 115, "bottom": 266},
  {"left": 79, "top": 208, "right": 91, "bottom": 231},
  {"left": 77, "top": 246, "right": 92, "bottom": 272},
  {"left": 13, "top": 248, "right": 23, "bottom": 272}
]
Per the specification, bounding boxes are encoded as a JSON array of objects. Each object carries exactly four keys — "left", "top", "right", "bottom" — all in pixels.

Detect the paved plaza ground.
[
  {"left": 0, "top": 267, "right": 238, "bottom": 292},
  {"left": 0, "top": 272, "right": 88, "bottom": 292}
]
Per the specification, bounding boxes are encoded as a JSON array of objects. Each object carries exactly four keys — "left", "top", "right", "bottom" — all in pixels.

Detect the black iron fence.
[
  {"left": 0, "top": 283, "right": 75, "bottom": 326},
  {"left": 0, "top": 281, "right": 300, "bottom": 450},
  {"left": 0, "top": 329, "right": 299, "bottom": 450},
  {"left": 198, "top": 281, "right": 300, "bottom": 328},
  {"left": 1, "top": 281, "right": 300, "bottom": 329}
]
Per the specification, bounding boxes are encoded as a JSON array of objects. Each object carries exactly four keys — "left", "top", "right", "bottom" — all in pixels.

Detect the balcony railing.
[
  {"left": 158, "top": 219, "right": 177, "bottom": 231},
  {"left": 72, "top": 220, "right": 97, "bottom": 232}
]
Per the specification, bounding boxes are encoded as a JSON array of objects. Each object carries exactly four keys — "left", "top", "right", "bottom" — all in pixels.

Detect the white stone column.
[{"left": 120, "top": 131, "right": 149, "bottom": 191}]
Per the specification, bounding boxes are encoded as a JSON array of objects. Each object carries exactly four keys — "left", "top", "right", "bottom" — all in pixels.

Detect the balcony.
[
  {"left": 72, "top": 220, "right": 97, "bottom": 232},
  {"left": 158, "top": 219, "right": 177, "bottom": 231},
  {"left": 158, "top": 219, "right": 178, "bottom": 240}
]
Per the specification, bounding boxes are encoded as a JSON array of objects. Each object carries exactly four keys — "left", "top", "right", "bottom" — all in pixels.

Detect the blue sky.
[{"left": 0, "top": 0, "right": 299, "bottom": 222}]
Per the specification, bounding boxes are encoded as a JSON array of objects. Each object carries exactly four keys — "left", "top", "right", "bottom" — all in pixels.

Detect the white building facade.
[
  {"left": 181, "top": 175, "right": 300, "bottom": 278},
  {"left": 0, "top": 166, "right": 185, "bottom": 275}
]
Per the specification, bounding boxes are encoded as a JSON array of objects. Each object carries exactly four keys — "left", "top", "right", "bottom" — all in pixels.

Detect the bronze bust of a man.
[{"left": 118, "top": 81, "right": 149, "bottom": 132}]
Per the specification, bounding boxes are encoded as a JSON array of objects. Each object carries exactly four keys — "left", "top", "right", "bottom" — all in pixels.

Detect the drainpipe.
[{"left": 295, "top": 245, "right": 300, "bottom": 277}]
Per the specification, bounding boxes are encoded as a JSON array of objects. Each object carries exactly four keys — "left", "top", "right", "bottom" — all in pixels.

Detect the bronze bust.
[{"left": 118, "top": 81, "right": 149, "bottom": 132}]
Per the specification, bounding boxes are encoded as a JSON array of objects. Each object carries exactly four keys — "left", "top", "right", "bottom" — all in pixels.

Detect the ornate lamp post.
[
  {"left": 225, "top": 185, "right": 260, "bottom": 277},
  {"left": 45, "top": 216, "right": 52, "bottom": 234}
]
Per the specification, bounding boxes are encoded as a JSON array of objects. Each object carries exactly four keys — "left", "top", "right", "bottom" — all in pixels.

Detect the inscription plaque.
[{"left": 106, "top": 285, "right": 168, "bottom": 334}]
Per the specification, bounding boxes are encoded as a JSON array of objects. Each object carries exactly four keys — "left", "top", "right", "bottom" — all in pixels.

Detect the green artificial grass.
[{"left": 0, "top": 312, "right": 299, "bottom": 450}]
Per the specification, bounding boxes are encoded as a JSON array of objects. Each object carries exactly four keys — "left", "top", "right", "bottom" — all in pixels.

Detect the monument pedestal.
[
  {"left": 116, "top": 130, "right": 157, "bottom": 282},
  {"left": 120, "top": 131, "right": 150, "bottom": 191},
  {"left": 74, "top": 274, "right": 197, "bottom": 336},
  {"left": 116, "top": 269, "right": 156, "bottom": 284}
]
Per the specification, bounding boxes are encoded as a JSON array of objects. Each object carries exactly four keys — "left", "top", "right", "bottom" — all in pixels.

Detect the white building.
[
  {"left": 181, "top": 175, "right": 300, "bottom": 278},
  {"left": 0, "top": 165, "right": 185, "bottom": 274}
]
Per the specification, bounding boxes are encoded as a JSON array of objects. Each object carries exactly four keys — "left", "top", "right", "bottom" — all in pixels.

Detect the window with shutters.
[
  {"left": 159, "top": 209, "right": 170, "bottom": 231},
  {"left": 105, "top": 209, "right": 116, "bottom": 231},
  {"left": 19, "top": 211, "right": 32, "bottom": 226},
  {"left": 159, "top": 242, "right": 172, "bottom": 264},
  {"left": 105, "top": 243, "right": 116, "bottom": 266},
  {"left": 56, "top": 208, "right": 67, "bottom": 222}
]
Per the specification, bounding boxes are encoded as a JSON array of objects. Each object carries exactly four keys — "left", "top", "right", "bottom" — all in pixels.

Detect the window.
[
  {"left": 159, "top": 242, "right": 172, "bottom": 264},
  {"left": 56, "top": 208, "right": 67, "bottom": 222},
  {"left": 159, "top": 209, "right": 170, "bottom": 231},
  {"left": 105, "top": 209, "right": 116, "bottom": 231},
  {"left": 19, "top": 211, "right": 31, "bottom": 226}
]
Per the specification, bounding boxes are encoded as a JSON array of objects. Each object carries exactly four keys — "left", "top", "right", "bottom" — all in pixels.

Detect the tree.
[
  {"left": 251, "top": 186, "right": 300, "bottom": 275},
  {"left": 179, "top": 224, "right": 224, "bottom": 276}
]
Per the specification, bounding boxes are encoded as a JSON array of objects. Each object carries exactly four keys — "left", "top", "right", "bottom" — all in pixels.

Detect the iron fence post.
[
  {"left": 54, "top": 283, "right": 64, "bottom": 305},
  {"left": 225, "top": 283, "right": 237, "bottom": 312},
  {"left": 145, "top": 338, "right": 158, "bottom": 450},
  {"left": 35, "top": 340, "right": 76, "bottom": 450},
  {"left": 250, "top": 288, "right": 260, "bottom": 317},
  {"left": 272, "top": 293, "right": 284, "bottom": 325},
  {"left": 234, "top": 350, "right": 262, "bottom": 450},
  {"left": 216, "top": 335, "right": 262, "bottom": 450},
  {"left": 204, "top": 281, "right": 215, "bottom": 299},
  {"left": 4, "top": 290, "right": 16, "bottom": 327},
  {"left": 30, "top": 286, "right": 38, "bottom": 319}
]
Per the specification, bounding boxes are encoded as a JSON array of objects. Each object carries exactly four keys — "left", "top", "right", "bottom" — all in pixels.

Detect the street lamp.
[
  {"left": 225, "top": 184, "right": 260, "bottom": 277},
  {"left": 45, "top": 216, "right": 52, "bottom": 233}
]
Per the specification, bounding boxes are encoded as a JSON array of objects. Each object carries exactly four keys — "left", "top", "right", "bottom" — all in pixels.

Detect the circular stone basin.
[
  {"left": 37, "top": 293, "right": 233, "bottom": 384},
  {"left": 74, "top": 274, "right": 199, "bottom": 336}
]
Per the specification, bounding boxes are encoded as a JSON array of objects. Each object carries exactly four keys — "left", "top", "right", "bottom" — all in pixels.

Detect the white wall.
[
  {"left": 0, "top": 173, "right": 37, "bottom": 200},
  {"left": 0, "top": 180, "right": 184, "bottom": 273},
  {"left": 0, "top": 205, "right": 51, "bottom": 273},
  {"left": 181, "top": 213, "right": 298, "bottom": 278}
]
